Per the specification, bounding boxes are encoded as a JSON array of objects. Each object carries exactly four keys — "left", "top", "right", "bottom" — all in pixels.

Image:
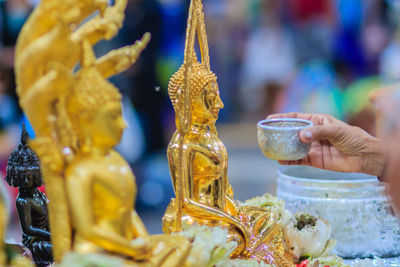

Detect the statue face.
[
  {"left": 191, "top": 81, "right": 223, "bottom": 125},
  {"left": 90, "top": 101, "right": 126, "bottom": 149},
  {"left": 205, "top": 82, "right": 223, "bottom": 121}
]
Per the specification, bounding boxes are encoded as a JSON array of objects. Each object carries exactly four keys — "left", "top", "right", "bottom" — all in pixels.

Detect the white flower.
[
  {"left": 309, "top": 254, "right": 349, "bottom": 267},
  {"left": 283, "top": 213, "right": 333, "bottom": 260},
  {"left": 176, "top": 225, "right": 237, "bottom": 267}
]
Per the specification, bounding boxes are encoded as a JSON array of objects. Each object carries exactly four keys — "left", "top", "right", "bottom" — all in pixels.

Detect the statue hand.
[
  {"left": 129, "top": 238, "right": 151, "bottom": 260},
  {"left": 228, "top": 218, "right": 252, "bottom": 256},
  {"left": 114, "top": 33, "right": 151, "bottom": 72},
  {"left": 230, "top": 216, "right": 251, "bottom": 248},
  {"left": 101, "top": 5, "right": 125, "bottom": 40},
  {"left": 94, "top": 0, "right": 109, "bottom": 15}
]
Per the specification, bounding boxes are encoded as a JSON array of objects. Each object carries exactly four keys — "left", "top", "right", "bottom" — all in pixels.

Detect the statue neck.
[
  {"left": 80, "top": 139, "right": 111, "bottom": 157},
  {"left": 190, "top": 123, "right": 208, "bottom": 133},
  {"left": 19, "top": 188, "right": 39, "bottom": 197}
]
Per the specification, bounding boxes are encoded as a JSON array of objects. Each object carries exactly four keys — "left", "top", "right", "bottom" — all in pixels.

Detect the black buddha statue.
[{"left": 5, "top": 125, "right": 53, "bottom": 267}]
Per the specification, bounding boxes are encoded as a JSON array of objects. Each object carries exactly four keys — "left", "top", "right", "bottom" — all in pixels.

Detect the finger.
[
  {"left": 299, "top": 129, "right": 314, "bottom": 144},
  {"left": 300, "top": 124, "right": 339, "bottom": 144},
  {"left": 140, "top": 32, "right": 151, "bottom": 47},
  {"left": 267, "top": 112, "right": 314, "bottom": 121},
  {"left": 267, "top": 112, "right": 299, "bottom": 119}
]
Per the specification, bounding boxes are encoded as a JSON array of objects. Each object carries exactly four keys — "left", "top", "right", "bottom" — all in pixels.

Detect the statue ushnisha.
[
  {"left": 15, "top": 0, "right": 190, "bottom": 265},
  {"left": 162, "top": 0, "right": 294, "bottom": 265}
]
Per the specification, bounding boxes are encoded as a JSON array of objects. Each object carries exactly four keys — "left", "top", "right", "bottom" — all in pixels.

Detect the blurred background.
[{"left": 1, "top": 0, "right": 400, "bottom": 237}]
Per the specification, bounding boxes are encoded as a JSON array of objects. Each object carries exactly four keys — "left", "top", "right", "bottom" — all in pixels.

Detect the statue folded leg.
[{"left": 24, "top": 238, "right": 53, "bottom": 267}]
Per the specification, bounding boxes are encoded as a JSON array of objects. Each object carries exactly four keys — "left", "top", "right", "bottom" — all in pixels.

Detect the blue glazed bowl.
[{"left": 257, "top": 118, "right": 313, "bottom": 161}]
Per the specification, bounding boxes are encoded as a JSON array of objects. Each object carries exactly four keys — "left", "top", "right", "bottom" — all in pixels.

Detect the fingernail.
[{"left": 304, "top": 131, "right": 313, "bottom": 141}]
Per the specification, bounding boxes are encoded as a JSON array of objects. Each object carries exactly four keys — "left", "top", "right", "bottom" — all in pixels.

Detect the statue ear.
[{"left": 176, "top": 85, "right": 184, "bottom": 108}]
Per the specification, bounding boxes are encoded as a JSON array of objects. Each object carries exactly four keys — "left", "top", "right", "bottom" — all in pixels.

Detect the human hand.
[{"left": 267, "top": 113, "right": 387, "bottom": 176}]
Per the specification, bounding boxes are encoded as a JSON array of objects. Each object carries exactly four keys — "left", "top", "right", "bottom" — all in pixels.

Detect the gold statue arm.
[
  {"left": 184, "top": 198, "right": 241, "bottom": 225},
  {"left": 16, "top": 0, "right": 108, "bottom": 55},
  {"left": 66, "top": 171, "right": 149, "bottom": 259},
  {"left": 131, "top": 211, "right": 149, "bottom": 238},
  {"left": 180, "top": 144, "right": 249, "bottom": 239},
  {"left": 182, "top": 197, "right": 250, "bottom": 248},
  {"left": 94, "top": 33, "right": 150, "bottom": 79},
  {"left": 16, "top": 22, "right": 72, "bottom": 96},
  {"left": 19, "top": 64, "right": 73, "bottom": 138},
  {"left": 71, "top": 0, "right": 127, "bottom": 45},
  {"left": 19, "top": 72, "right": 57, "bottom": 137}
]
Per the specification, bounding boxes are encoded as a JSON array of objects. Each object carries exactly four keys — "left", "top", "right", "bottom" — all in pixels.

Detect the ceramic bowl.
[{"left": 257, "top": 118, "right": 313, "bottom": 161}]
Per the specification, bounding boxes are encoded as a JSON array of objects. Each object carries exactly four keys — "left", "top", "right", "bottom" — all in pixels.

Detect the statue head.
[
  {"left": 5, "top": 126, "right": 43, "bottom": 189},
  {"left": 66, "top": 40, "right": 126, "bottom": 152},
  {"left": 65, "top": 40, "right": 126, "bottom": 152},
  {"left": 168, "top": 57, "right": 223, "bottom": 128},
  {"left": 67, "top": 68, "right": 125, "bottom": 152}
]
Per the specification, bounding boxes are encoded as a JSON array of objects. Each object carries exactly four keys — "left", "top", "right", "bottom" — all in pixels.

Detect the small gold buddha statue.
[
  {"left": 163, "top": 0, "right": 294, "bottom": 265},
  {"left": 15, "top": 1, "right": 191, "bottom": 266}
]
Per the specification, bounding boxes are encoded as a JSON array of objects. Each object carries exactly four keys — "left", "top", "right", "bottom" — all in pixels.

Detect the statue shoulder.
[
  {"left": 65, "top": 158, "right": 97, "bottom": 183},
  {"left": 109, "top": 149, "right": 129, "bottom": 163}
]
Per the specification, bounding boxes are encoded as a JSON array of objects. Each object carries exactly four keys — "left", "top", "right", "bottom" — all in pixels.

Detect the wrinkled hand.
[{"left": 267, "top": 113, "right": 387, "bottom": 176}]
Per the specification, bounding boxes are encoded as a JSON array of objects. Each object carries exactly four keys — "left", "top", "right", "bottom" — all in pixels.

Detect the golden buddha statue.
[
  {"left": 15, "top": 1, "right": 190, "bottom": 266},
  {"left": 163, "top": 0, "right": 294, "bottom": 265},
  {"left": 62, "top": 40, "right": 190, "bottom": 266},
  {"left": 15, "top": 0, "right": 143, "bottom": 261}
]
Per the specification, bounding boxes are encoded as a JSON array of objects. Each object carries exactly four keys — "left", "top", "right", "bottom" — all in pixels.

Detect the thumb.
[{"left": 299, "top": 125, "right": 339, "bottom": 144}]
